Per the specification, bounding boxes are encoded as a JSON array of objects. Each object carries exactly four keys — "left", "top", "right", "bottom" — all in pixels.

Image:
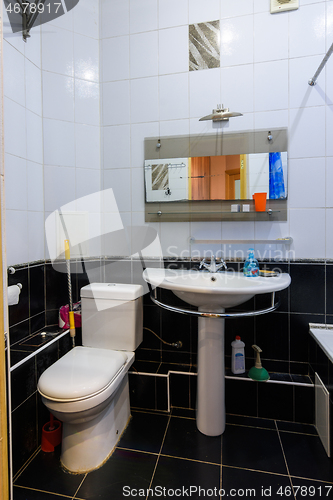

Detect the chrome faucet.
[{"left": 199, "top": 255, "right": 228, "bottom": 273}]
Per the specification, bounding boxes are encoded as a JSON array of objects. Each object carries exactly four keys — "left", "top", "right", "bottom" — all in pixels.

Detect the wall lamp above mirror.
[{"left": 144, "top": 128, "right": 288, "bottom": 223}]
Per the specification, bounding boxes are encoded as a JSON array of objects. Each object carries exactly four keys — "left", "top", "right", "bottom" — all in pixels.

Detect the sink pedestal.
[
  {"left": 143, "top": 268, "right": 291, "bottom": 437},
  {"left": 197, "top": 309, "right": 225, "bottom": 436}
]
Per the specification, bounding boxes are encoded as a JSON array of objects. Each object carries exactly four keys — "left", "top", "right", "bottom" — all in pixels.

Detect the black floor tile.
[
  {"left": 171, "top": 407, "right": 196, "bottom": 419},
  {"left": 150, "top": 455, "right": 220, "bottom": 498},
  {"left": 117, "top": 410, "right": 169, "bottom": 454},
  {"left": 14, "top": 448, "right": 84, "bottom": 497},
  {"left": 290, "top": 477, "right": 333, "bottom": 498},
  {"left": 76, "top": 449, "right": 157, "bottom": 500},
  {"left": 226, "top": 414, "right": 276, "bottom": 430},
  {"left": 277, "top": 421, "right": 317, "bottom": 435},
  {"left": 131, "top": 360, "right": 160, "bottom": 373},
  {"left": 13, "top": 486, "right": 74, "bottom": 500},
  {"left": 279, "top": 432, "right": 333, "bottom": 482},
  {"left": 157, "top": 362, "right": 191, "bottom": 374},
  {"left": 161, "top": 416, "right": 222, "bottom": 465},
  {"left": 222, "top": 424, "right": 288, "bottom": 475},
  {"left": 222, "top": 467, "right": 292, "bottom": 500}
]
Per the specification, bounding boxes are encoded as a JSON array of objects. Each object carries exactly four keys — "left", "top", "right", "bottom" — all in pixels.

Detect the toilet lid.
[{"left": 38, "top": 346, "right": 128, "bottom": 402}]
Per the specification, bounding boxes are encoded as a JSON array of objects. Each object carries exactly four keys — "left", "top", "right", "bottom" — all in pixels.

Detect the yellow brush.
[{"left": 65, "top": 240, "right": 75, "bottom": 347}]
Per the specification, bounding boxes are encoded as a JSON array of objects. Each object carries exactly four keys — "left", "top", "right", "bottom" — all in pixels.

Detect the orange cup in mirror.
[{"left": 252, "top": 192, "right": 267, "bottom": 212}]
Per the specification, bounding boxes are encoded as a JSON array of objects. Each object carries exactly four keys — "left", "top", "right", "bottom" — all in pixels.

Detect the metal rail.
[
  {"left": 150, "top": 289, "right": 280, "bottom": 319},
  {"left": 309, "top": 42, "right": 333, "bottom": 86}
]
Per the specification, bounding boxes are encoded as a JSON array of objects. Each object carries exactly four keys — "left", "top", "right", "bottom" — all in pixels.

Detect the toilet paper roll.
[{"left": 8, "top": 284, "right": 21, "bottom": 306}]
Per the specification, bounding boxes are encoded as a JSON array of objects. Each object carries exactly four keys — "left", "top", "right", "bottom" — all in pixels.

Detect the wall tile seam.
[
  {"left": 11, "top": 317, "right": 46, "bottom": 336},
  {"left": 41, "top": 68, "right": 100, "bottom": 84},
  {"left": 42, "top": 22, "right": 87, "bottom": 37},
  {"left": 10, "top": 388, "right": 38, "bottom": 414}
]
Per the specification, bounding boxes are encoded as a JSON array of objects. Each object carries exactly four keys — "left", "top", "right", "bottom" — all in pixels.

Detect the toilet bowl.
[{"left": 37, "top": 283, "right": 143, "bottom": 473}]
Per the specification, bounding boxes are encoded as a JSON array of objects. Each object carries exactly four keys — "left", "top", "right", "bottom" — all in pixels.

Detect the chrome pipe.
[
  {"left": 150, "top": 289, "right": 280, "bottom": 319},
  {"left": 309, "top": 42, "right": 333, "bottom": 85}
]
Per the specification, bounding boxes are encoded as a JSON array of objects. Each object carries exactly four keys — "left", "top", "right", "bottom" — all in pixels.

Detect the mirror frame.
[{"left": 144, "top": 128, "right": 288, "bottom": 222}]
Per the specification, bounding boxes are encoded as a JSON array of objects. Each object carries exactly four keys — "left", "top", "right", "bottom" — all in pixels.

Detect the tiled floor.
[{"left": 13, "top": 409, "right": 333, "bottom": 500}]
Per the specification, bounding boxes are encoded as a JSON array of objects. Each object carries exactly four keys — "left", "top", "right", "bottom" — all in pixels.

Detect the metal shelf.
[
  {"left": 190, "top": 237, "right": 293, "bottom": 245},
  {"left": 148, "top": 210, "right": 280, "bottom": 216}
]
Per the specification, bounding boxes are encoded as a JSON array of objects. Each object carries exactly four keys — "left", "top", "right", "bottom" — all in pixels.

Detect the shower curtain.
[{"left": 269, "top": 152, "right": 285, "bottom": 199}]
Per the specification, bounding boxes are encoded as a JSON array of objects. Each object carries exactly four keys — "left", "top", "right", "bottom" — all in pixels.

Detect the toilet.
[{"left": 37, "top": 283, "right": 143, "bottom": 473}]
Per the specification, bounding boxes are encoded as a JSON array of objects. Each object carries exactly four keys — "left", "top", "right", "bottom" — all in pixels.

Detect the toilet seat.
[{"left": 38, "top": 346, "right": 128, "bottom": 403}]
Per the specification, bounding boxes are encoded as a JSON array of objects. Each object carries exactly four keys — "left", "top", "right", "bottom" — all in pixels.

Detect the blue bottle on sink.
[{"left": 243, "top": 248, "right": 259, "bottom": 277}]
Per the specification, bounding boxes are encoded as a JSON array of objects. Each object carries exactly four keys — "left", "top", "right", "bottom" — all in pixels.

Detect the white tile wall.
[
  {"left": 41, "top": 26, "right": 74, "bottom": 77},
  {"left": 74, "top": 34, "right": 99, "bottom": 82},
  {"left": 189, "top": 0, "right": 220, "bottom": 25},
  {"left": 103, "top": 81, "right": 130, "bottom": 125},
  {"left": 159, "top": 73, "right": 189, "bottom": 121},
  {"left": 42, "top": 72, "right": 75, "bottom": 122},
  {"left": 220, "top": 16, "right": 254, "bottom": 67},
  {"left": 103, "top": 125, "right": 131, "bottom": 169},
  {"left": 289, "top": 106, "right": 326, "bottom": 159},
  {"left": 74, "top": 80, "right": 100, "bottom": 126},
  {"left": 25, "top": 60, "right": 42, "bottom": 115},
  {"left": 289, "top": 3, "right": 326, "bottom": 59},
  {"left": 6, "top": 210, "right": 29, "bottom": 266},
  {"left": 326, "top": 157, "right": 333, "bottom": 208},
  {"left": 221, "top": 64, "right": 254, "bottom": 114},
  {"left": 27, "top": 161, "right": 44, "bottom": 212},
  {"left": 102, "top": 36, "right": 130, "bottom": 82},
  {"left": 158, "top": 0, "right": 188, "bottom": 29},
  {"left": 5, "top": 155, "right": 27, "bottom": 211},
  {"left": 158, "top": 26, "right": 189, "bottom": 75},
  {"left": 4, "top": 98, "right": 26, "bottom": 159},
  {"left": 28, "top": 211, "right": 45, "bottom": 262},
  {"left": 130, "top": 31, "right": 159, "bottom": 79},
  {"left": 288, "top": 158, "right": 326, "bottom": 208},
  {"left": 254, "top": 60, "right": 288, "bottom": 112},
  {"left": 5, "top": 0, "right": 333, "bottom": 264},
  {"left": 44, "top": 165, "right": 76, "bottom": 213},
  {"left": 254, "top": 12, "right": 288, "bottom": 63},
  {"left": 43, "top": 119, "right": 76, "bottom": 167},
  {"left": 130, "top": 77, "right": 159, "bottom": 123},
  {"left": 289, "top": 209, "right": 326, "bottom": 259},
  {"left": 3, "top": 43, "right": 26, "bottom": 107},
  {"left": 73, "top": 0, "right": 99, "bottom": 39},
  {"left": 4, "top": 1, "right": 101, "bottom": 265},
  {"left": 221, "top": 0, "right": 253, "bottom": 19},
  {"left": 100, "top": 0, "right": 130, "bottom": 38},
  {"left": 129, "top": 0, "right": 158, "bottom": 34},
  {"left": 103, "top": 168, "right": 132, "bottom": 213},
  {"left": 26, "top": 111, "right": 43, "bottom": 165},
  {"left": 75, "top": 124, "right": 101, "bottom": 169},
  {"left": 189, "top": 68, "right": 221, "bottom": 119}
]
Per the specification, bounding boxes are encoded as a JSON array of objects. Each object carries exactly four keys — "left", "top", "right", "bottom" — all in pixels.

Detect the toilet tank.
[{"left": 80, "top": 283, "right": 143, "bottom": 351}]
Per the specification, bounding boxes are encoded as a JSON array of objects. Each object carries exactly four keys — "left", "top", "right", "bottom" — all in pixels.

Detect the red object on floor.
[{"left": 41, "top": 414, "right": 62, "bottom": 452}]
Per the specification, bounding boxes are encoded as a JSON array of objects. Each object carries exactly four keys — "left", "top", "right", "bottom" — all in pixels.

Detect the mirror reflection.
[{"left": 145, "top": 152, "right": 287, "bottom": 203}]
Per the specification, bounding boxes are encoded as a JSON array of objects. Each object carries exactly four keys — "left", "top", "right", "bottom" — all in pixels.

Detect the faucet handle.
[{"left": 199, "top": 258, "right": 206, "bottom": 269}]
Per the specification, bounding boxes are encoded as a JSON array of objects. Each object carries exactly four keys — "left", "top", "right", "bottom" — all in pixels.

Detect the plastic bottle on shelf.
[
  {"left": 243, "top": 248, "right": 259, "bottom": 277},
  {"left": 231, "top": 336, "right": 245, "bottom": 374}
]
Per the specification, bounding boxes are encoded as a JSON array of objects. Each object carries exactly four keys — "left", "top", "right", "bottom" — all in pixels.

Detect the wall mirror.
[{"left": 144, "top": 128, "right": 288, "bottom": 222}]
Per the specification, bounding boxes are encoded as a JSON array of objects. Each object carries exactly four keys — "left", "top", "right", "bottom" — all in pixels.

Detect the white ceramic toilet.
[{"left": 37, "top": 283, "right": 143, "bottom": 473}]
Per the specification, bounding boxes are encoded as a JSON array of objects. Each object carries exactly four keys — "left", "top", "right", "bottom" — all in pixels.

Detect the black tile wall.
[
  {"left": 8, "top": 259, "right": 91, "bottom": 477},
  {"left": 290, "top": 263, "right": 325, "bottom": 315},
  {"left": 8, "top": 257, "right": 333, "bottom": 478}
]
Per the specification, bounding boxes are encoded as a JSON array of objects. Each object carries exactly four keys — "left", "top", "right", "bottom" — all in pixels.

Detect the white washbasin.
[
  {"left": 143, "top": 268, "right": 291, "bottom": 309},
  {"left": 143, "top": 266, "right": 291, "bottom": 437}
]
